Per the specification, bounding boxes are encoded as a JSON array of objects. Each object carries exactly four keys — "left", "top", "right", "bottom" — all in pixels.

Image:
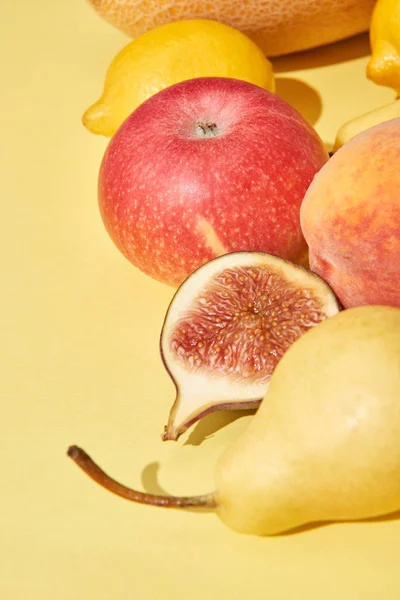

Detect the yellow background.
[{"left": 2, "top": 1, "right": 399, "bottom": 598}]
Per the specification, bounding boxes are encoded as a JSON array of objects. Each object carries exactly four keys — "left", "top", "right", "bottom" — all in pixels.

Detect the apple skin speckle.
[{"left": 98, "top": 77, "right": 328, "bottom": 287}]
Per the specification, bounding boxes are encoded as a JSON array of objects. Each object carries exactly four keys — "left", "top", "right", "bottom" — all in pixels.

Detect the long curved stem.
[{"left": 67, "top": 445, "right": 216, "bottom": 509}]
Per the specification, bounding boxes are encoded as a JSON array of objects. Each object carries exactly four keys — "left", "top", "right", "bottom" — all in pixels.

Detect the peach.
[{"left": 300, "top": 118, "right": 400, "bottom": 309}]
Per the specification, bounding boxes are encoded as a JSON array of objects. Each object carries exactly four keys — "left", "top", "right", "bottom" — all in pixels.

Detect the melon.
[{"left": 87, "top": 0, "right": 376, "bottom": 56}]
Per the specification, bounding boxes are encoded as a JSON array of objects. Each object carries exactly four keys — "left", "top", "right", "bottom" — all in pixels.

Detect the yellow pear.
[
  {"left": 68, "top": 305, "right": 400, "bottom": 536},
  {"left": 333, "top": 99, "right": 400, "bottom": 151},
  {"left": 216, "top": 305, "right": 400, "bottom": 534}
]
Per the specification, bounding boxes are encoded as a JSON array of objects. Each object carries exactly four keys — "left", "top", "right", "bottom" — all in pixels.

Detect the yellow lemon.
[
  {"left": 367, "top": 0, "right": 400, "bottom": 93},
  {"left": 83, "top": 19, "right": 275, "bottom": 137}
]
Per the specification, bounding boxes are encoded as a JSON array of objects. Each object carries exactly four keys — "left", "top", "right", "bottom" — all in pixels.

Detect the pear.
[
  {"left": 68, "top": 305, "right": 400, "bottom": 536},
  {"left": 333, "top": 99, "right": 400, "bottom": 151},
  {"left": 216, "top": 304, "right": 400, "bottom": 534}
]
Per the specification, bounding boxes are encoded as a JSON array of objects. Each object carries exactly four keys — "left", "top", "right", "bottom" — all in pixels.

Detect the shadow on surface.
[
  {"left": 140, "top": 461, "right": 215, "bottom": 512},
  {"left": 141, "top": 461, "right": 168, "bottom": 496},
  {"left": 272, "top": 32, "right": 371, "bottom": 74},
  {"left": 140, "top": 464, "right": 400, "bottom": 527},
  {"left": 274, "top": 510, "right": 400, "bottom": 537},
  {"left": 183, "top": 408, "right": 257, "bottom": 446},
  {"left": 275, "top": 77, "right": 322, "bottom": 126}
]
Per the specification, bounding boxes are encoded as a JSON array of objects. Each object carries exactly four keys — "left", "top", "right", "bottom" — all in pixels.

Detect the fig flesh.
[{"left": 161, "top": 252, "right": 339, "bottom": 441}]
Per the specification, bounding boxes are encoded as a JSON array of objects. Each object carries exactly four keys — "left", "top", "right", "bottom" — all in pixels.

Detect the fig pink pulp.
[
  {"left": 170, "top": 265, "right": 326, "bottom": 381},
  {"left": 98, "top": 77, "right": 328, "bottom": 286}
]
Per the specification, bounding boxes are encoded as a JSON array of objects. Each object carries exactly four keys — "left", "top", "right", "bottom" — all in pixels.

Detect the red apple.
[{"left": 98, "top": 77, "right": 328, "bottom": 286}]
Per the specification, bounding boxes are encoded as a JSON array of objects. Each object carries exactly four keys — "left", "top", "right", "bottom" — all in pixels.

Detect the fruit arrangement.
[{"left": 68, "top": 0, "right": 400, "bottom": 536}]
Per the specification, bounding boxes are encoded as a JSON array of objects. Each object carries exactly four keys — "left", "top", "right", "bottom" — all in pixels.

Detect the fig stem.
[{"left": 67, "top": 445, "right": 217, "bottom": 509}]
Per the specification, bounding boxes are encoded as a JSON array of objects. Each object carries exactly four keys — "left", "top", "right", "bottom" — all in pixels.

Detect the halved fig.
[{"left": 161, "top": 251, "right": 339, "bottom": 441}]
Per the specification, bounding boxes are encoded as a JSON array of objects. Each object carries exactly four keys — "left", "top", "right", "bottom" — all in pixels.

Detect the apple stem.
[
  {"left": 67, "top": 445, "right": 216, "bottom": 509},
  {"left": 194, "top": 121, "right": 219, "bottom": 138}
]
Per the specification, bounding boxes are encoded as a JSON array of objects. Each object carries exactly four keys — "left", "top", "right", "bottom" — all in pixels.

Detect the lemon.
[
  {"left": 83, "top": 19, "right": 275, "bottom": 137},
  {"left": 367, "top": 0, "right": 400, "bottom": 93}
]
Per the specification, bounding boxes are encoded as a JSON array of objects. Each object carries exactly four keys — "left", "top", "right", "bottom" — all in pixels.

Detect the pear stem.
[{"left": 67, "top": 445, "right": 216, "bottom": 509}]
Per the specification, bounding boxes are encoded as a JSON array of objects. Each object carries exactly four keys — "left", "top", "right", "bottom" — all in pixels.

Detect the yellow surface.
[{"left": 2, "top": 1, "right": 400, "bottom": 598}]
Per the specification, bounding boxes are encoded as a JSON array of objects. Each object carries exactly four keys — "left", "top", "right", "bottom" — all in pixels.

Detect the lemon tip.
[{"left": 82, "top": 102, "right": 116, "bottom": 137}]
